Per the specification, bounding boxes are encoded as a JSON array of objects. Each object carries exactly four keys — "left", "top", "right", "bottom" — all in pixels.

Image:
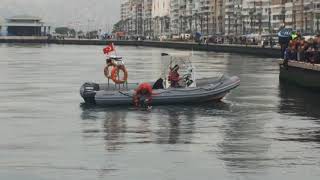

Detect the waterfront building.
[
  {"left": 185, "top": 0, "right": 196, "bottom": 35},
  {"left": 225, "top": 0, "right": 271, "bottom": 36},
  {"left": 225, "top": 0, "right": 242, "bottom": 35},
  {"left": 119, "top": 0, "right": 130, "bottom": 36},
  {"left": 242, "top": 0, "right": 272, "bottom": 35},
  {"left": 214, "top": 0, "right": 225, "bottom": 35},
  {"left": 3, "top": 15, "right": 50, "bottom": 36},
  {"left": 143, "top": 0, "right": 153, "bottom": 38},
  {"left": 303, "top": 0, "right": 320, "bottom": 34},
  {"left": 120, "top": 0, "right": 130, "bottom": 34},
  {"left": 169, "top": 0, "right": 180, "bottom": 36},
  {"left": 170, "top": 0, "right": 224, "bottom": 37},
  {"left": 131, "top": 0, "right": 144, "bottom": 36},
  {"left": 292, "top": 0, "right": 308, "bottom": 33},
  {"left": 120, "top": 0, "right": 154, "bottom": 38},
  {"left": 271, "top": 0, "right": 320, "bottom": 34},
  {"left": 198, "top": 0, "right": 214, "bottom": 36},
  {"left": 152, "top": 0, "right": 171, "bottom": 39},
  {"left": 120, "top": 0, "right": 144, "bottom": 38},
  {"left": 121, "top": 0, "right": 226, "bottom": 37},
  {"left": 118, "top": 0, "right": 320, "bottom": 38},
  {"left": 271, "top": 0, "right": 292, "bottom": 33}
]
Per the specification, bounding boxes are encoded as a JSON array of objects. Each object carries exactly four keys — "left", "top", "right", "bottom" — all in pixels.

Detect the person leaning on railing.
[
  {"left": 284, "top": 44, "right": 297, "bottom": 62},
  {"left": 284, "top": 34, "right": 320, "bottom": 64}
]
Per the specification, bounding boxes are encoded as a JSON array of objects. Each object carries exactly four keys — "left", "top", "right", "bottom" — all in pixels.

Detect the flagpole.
[{"left": 113, "top": 43, "right": 118, "bottom": 57}]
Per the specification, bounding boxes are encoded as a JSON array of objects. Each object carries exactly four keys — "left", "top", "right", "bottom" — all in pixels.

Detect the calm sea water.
[{"left": 1, "top": 44, "right": 320, "bottom": 180}]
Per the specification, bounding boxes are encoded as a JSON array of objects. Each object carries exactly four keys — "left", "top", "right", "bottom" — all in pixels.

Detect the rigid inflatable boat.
[{"left": 80, "top": 53, "right": 240, "bottom": 106}]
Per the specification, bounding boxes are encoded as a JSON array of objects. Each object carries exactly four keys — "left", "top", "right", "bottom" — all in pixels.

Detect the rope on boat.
[
  {"left": 118, "top": 91, "right": 132, "bottom": 97},
  {"left": 118, "top": 79, "right": 225, "bottom": 99}
]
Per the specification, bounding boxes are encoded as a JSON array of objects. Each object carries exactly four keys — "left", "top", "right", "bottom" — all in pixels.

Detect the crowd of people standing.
[{"left": 283, "top": 32, "right": 320, "bottom": 64}]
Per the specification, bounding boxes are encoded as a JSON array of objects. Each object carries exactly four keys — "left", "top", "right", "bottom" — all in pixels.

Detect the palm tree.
[
  {"left": 179, "top": 15, "right": 183, "bottom": 35},
  {"left": 258, "top": 12, "right": 262, "bottom": 35},
  {"left": 317, "top": 14, "right": 320, "bottom": 33},
  {"left": 249, "top": 10, "right": 254, "bottom": 33}
]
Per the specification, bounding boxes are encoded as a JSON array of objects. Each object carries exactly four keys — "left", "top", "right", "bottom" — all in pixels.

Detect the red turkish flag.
[{"left": 103, "top": 43, "right": 115, "bottom": 54}]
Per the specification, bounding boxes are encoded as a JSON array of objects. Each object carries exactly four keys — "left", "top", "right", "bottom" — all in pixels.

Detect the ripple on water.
[{"left": 1, "top": 44, "right": 320, "bottom": 179}]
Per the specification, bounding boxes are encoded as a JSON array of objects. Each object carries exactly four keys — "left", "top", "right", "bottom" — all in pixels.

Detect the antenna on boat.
[
  {"left": 191, "top": 47, "right": 194, "bottom": 57},
  {"left": 113, "top": 43, "right": 118, "bottom": 57}
]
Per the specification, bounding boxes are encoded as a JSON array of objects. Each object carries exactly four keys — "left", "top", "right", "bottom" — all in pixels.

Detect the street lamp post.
[
  {"left": 317, "top": 14, "right": 320, "bottom": 33},
  {"left": 234, "top": 11, "right": 237, "bottom": 35},
  {"left": 258, "top": 12, "right": 262, "bottom": 35},
  {"left": 191, "top": 9, "right": 198, "bottom": 34},
  {"left": 235, "top": 17, "right": 238, "bottom": 35},
  {"left": 189, "top": 15, "right": 192, "bottom": 33},
  {"left": 243, "top": 19, "right": 246, "bottom": 35},
  {"left": 206, "top": 12, "right": 209, "bottom": 36},
  {"left": 249, "top": 11, "right": 253, "bottom": 33},
  {"left": 87, "top": 19, "right": 94, "bottom": 39},
  {"left": 268, "top": 7, "right": 271, "bottom": 34},
  {"left": 305, "top": 16, "right": 308, "bottom": 33},
  {"left": 194, "top": 12, "right": 198, "bottom": 33},
  {"left": 179, "top": 15, "right": 183, "bottom": 35},
  {"left": 293, "top": 9, "right": 296, "bottom": 29},
  {"left": 311, "top": 12, "right": 314, "bottom": 34},
  {"left": 166, "top": 16, "right": 170, "bottom": 34},
  {"left": 228, "top": 14, "right": 231, "bottom": 35},
  {"left": 281, "top": 6, "right": 286, "bottom": 28},
  {"left": 235, "top": 5, "right": 240, "bottom": 35},
  {"left": 200, "top": 14, "right": 203, "bottom": 34}
]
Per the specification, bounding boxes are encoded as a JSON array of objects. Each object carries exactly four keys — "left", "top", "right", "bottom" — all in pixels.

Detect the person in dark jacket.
[{"left": 284, "top": 45, "right": 297, "bottom": 61}]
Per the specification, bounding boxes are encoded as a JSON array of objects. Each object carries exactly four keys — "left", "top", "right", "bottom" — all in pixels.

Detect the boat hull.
[
  {"left": 80, "top": 75, "right": 240, "bottom": 106},
  {"left": 279, "top": 62, "right": 320, "bottom": 89}
]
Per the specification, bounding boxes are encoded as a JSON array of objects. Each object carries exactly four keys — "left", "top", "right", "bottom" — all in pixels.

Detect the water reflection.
[
  {"left": 154, "top": 105, "right": 196, "bottom": 144},
  {"left": 3, "top": 43, "right": 48, "bottom": 48},
  {"left": 103, "top": 109, "right": 127, "bottom": 151},
  {"left": 217, "top": 113, "right": 271, "bottom": 173},
  {"left": 4, "top": 44, "right": 320, "bottom": 179},
  {"left": 279, "top": 82, "right": 320, "bottom": 119},
  {"left": 278, "top": 82, "right": 320, "bottom": 143},
  {"left": 80, "top": 104, "right": 128, "bottom": 151},
  {"left": 80, "top": 102, "right": 232, "bottom": 151}
]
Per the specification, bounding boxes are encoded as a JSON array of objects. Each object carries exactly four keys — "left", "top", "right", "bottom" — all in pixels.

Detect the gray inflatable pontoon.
[{"left": 80, "top": 75, "right": 240, "bottom": 106}]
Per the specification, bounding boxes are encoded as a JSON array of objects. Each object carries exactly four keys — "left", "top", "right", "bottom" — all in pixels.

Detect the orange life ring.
[
  {"left": 104, "top": 62, "right": 116, "bottom": 79},
  {"left": 111, "top": 65, "right": 128, "bottom": 84}
]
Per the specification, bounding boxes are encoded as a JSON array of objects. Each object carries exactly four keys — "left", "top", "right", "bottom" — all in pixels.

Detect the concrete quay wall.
[
  {"left": 0, "top": 36, "right": 48, "bottom": 43},
  {"left": 0, "top": 37, "right": 281, "bottom": 58},
  {"left": 50, "top": 39, "right": 281, "bottom": 58}
]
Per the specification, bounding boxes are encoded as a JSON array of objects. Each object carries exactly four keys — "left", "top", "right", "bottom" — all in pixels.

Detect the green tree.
[
  {"left": 55, "top": 27, "right": 76, "bottom": 37},
  {"left": 69, "top": 29, "right": 76, "bottom": 37},
  {"left": 113, "top": 20, "right": 123, "bottom": 33},
  {"left": 55, "top": 27, "right": 70, "bottom": 35}
]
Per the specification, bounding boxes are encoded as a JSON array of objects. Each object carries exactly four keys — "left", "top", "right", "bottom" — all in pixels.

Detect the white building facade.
[
  {"left": 119, "top": 0, "right": 320, "bottom": 38},
  {"left": 143, "top": 0, "right": 153, "bottom": 37},
  {"left": 152, "top": 0, "right": 171, "bottom": 38}
]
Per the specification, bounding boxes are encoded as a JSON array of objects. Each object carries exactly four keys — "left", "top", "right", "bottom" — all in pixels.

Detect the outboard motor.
[{"left": 80, "top": 82, "right": 100, "bottom": 104}]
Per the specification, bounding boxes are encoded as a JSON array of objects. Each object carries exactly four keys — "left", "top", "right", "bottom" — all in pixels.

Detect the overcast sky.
[{"left": 0, "top": 0, "right": 120, "bottom": 32}]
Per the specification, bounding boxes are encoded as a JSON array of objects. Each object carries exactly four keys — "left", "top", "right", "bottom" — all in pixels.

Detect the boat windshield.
[{"left": 160, "top": 53, "right": 196, "bottom": 88}]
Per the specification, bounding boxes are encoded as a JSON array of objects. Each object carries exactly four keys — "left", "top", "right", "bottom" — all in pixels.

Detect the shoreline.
[{"left": 0, "top": 37, "right": 281, "bottom": 58}]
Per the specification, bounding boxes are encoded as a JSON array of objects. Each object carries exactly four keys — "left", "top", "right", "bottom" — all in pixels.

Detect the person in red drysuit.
[
  {"left": 133, "top": 83, "right": 153, "bottom": 108},
  {"left": 168, "top": 65, "right": 181, "bottom": 88}
]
